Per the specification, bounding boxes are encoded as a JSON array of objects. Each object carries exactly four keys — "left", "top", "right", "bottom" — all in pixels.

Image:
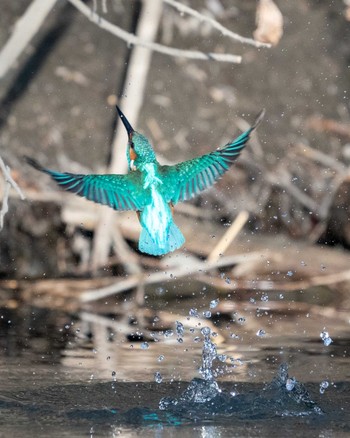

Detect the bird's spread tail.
[
  {"left": 167, "top": 221, "right": 185, "bottom": 252},
  {"left": 139, "top": 221, "right": 185, "bottom": 256}
]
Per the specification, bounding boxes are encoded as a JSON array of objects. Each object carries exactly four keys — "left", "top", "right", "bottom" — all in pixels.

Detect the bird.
[{"left": 25, "top": 106, "right": 264, "bottom": 256}]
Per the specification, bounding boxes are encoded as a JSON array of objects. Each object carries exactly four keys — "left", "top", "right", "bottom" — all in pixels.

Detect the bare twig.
[
  {"left": 0, "top": 158, "right": 26, "bottom": 197},
  {"left": 0, "top": 157, "right": 26, "bottom": 229},
  {"left": 67, "top": 0, "right": 242, "bottom": 63},
  {"left": 306, "top": 115, "right": 350, "bottom": 140},
  {"left": 0, "top": 0, "right": 58, "bottom": 79},
  {"left": 163, "top": 0, "right": 271, "bottom": 48},
  {"left": 207, "top": 210, "right": 249, "bottom": 263},
  {"left": 0, "top": 180, "right": 10, "bottom": 230},
  {"left": 80, "top": 252, "right": 266, "bottom": 303},
  {"left": 199, "top": 267, "right": 350, "bottom": 292},
  {"left": 294, "top": 143, "right": 346, "bottom": 174}
]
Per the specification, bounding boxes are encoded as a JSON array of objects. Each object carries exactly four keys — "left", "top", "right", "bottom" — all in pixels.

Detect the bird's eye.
[{"left": 130, "top": 142, "right": 135, "bottom": 149}]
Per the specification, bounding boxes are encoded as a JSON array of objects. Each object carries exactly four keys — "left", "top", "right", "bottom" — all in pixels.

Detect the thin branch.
[
  {"left": 163, "top": 0, "right": 271, "bottom": 48},
  {"left": 0, "top": 157, "right": 26, "bottom": 229},
  {"left": 0, "top": 181, "right": 10, "bottom": 230},
  {"left": 207, "top": 210, "right": 249, "bottom": 263},
  {"left": 0, "top": 0, "right": 58, "bottom": 79},
  {"left": 294, "top": 143, "right": 347, "bottom": 174},
  {"left": 79, "top": 252, "right": 266, "bottom": 303},
  {"left": 198, "top": 267, "right": 350, "bottom": 292},
  {"left": 67, "top": 0, "right": 242, "bottom": 63}
]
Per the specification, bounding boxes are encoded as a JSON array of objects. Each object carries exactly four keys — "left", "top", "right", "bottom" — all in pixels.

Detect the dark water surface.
[{"left": 0, "top": 295, "right": 349, "bottom": 437}]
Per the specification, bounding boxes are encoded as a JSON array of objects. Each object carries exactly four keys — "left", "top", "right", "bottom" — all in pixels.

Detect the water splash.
[
  {"left": 198, "top": 326, "right": 237, "bottom": 381},
  {"left": 159, "top": 363, "right": 322, "bottom": 419},
  {"left": 159, "top": 327, "right": 323, "bottom": 420},
  {"left": 198, "top": 327, "right": 218, "bottom": 381}
]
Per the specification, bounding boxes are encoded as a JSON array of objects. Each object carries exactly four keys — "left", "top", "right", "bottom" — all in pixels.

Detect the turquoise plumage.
[{"left": 25, "top": 107, "right": 264, "bottom": 256}]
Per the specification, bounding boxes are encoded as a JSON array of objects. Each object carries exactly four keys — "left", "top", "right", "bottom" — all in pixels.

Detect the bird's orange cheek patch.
[{"left": 129, "top": 148, "right": 137, "bottom": 161}]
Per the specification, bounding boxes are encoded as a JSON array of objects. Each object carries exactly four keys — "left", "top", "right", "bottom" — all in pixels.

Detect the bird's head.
[{"left": 116, "top": 106, "right": 156, "bottom": 171}]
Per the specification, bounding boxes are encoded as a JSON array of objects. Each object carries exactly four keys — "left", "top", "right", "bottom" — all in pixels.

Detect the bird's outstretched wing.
[
  {"left": 24, "top": 157, "right": 147, "bottom": 211},
  {"left": 160, "top": 110, "right": 265, "bottom": 204}
]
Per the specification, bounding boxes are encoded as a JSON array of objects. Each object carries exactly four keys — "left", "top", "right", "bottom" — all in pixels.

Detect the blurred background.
[
  {"left": 1, "top": 0, "right": 350, "bottom": 278},
  {"left": 0, "top": 0, "right": 349, "bottom": 389}
]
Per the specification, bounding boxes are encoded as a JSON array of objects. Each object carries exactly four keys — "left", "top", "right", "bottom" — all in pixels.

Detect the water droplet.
[
  {"left": 154, "top": 371, "right": 163, "bottom": 384},
  {"left": 210, "top": 299, "right": 219, "bottom": 309},
  {"left": 261, "top": 294, "right": 269, "bottom": 302},
  {"left": 158, "top": 355, "right": 165, "bottom": 362},
  {"left": 324, "top": 337, "right": 332, "bottom": 346},
  {"left": 203, "top": 310, "right": 212, "bottom": 318},
  {"left": 176, "top": 321, "right": 184, "bottom": 337},
  {"left": 320, "top": 330, "right": 333, "bottom": 346},
  {"left": 286, "top": 377, "right": 296, "bottom": 391},
  {"left": 237, "top": 317, "right": 246, "bottom": 324},
  {"left": 319, "top": 380, "right": 329, "bottom": 394},
  {"left": 287, "top": 270, "right": 293, "bottom": 277},
  {"left": 279, "top": 293, "right": 284, "bottom": 299},
  {"left": 201, "top": 326, "right": 211, "bottom": 336},
  {"left": 217, "top": 354, "right": 227, "bottom": 362},
  {"left": 256, "top": 329, "right": 266, "bottom": 337},
  {"left": 225, "top": 277, "right": 231, "bottom": 284},
  {"left": 164, "top": 330, "right": 174, "bottom": 338},
  {"left": 140, "top": 342, "right": 149, "bottom": 350},
  {"left": 189, "top": 308, "right": 199, "bottom": 317}
]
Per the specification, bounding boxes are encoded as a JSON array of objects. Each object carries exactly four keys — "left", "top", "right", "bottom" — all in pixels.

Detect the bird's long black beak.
[{"left": 116, "top": 106, "right": 134, "bottom": 140}]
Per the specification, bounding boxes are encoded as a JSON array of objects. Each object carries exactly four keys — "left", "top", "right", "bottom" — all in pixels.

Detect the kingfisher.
[{"left": 25, "top": 107, "right": 264, "bottom": 256}]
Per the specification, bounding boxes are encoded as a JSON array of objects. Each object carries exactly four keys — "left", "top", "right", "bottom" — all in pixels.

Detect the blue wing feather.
[
  {"left": 159, "top": 110, "right": 264, "bottom": 204},
  {"left": 24, "top": 157, "right": 146, "bottom": 211}
]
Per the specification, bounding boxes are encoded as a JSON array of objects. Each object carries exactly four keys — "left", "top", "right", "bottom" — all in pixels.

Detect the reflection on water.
[{"left": 0, "top": 287, "right": 349, "bottom": 436}]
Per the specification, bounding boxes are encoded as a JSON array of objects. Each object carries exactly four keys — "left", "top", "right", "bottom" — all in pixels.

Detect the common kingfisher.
[{"left": 25, "top": 107, "right": 264, "bottom": 256}]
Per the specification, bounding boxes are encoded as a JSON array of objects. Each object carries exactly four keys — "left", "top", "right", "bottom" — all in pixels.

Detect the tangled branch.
[
  {"left": 67, "top": 0, "right": 243, "bottom": 63},
  {"left": 163, "top": 0, "right": 271, "bottom": 48},
  {"left": 0, "top": 157, "right": 26, "bottom": 230}
]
